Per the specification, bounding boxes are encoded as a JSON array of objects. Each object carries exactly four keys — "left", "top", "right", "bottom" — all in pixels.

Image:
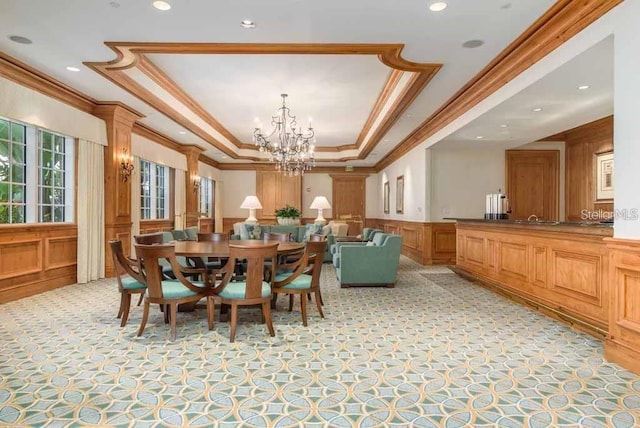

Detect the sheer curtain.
[
  {"left": 130, "top": 155, "right": 141, "bottom": 256},
  {"left": 174, "top": 169, "right": 186, "bottom": 230},
  {"left": 77, "top": 139, "right": 105, "bottom": 283}
]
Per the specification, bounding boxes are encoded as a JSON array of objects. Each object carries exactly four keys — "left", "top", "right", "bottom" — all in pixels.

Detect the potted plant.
[{"left": 275, "top": 204, "right": 301, "bottom": 225}]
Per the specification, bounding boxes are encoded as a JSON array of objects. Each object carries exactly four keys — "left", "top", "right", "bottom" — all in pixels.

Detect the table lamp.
[
  {"left": 240, "top": 195, "right": 262, "bottom": 223},
  {"left": 309, "top": 196, "right": 331, "bottom": 225}
]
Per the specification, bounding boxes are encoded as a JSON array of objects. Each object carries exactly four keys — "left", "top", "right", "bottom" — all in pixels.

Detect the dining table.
[{"left": 173, "top": 239, "right": 305, "bottom": 258}]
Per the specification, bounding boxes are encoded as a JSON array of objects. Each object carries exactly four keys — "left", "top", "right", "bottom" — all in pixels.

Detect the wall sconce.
[
  {"left": 193, "top": 175, "right": 201, "bottom": 193},
  {"left": 120, "top": 148, "right": 134, "bottom": 182}
]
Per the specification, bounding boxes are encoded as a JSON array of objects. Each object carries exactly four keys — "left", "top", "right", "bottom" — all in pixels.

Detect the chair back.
[
  {"left": 135, "top": 243, "right": 207, "bottom": 299},
  {"left": 134, "top": 233, "right": 164, "bottom": 245},
  {"left": 309, "top": 233, "right": 327, "bottom": 242},
  {"left": 197, "top": 232, "right": 229, "bottom": 242},
  {"left": 305, "top": 240, "right": 327, "bottom": 286},
  {"left": 217, "top": 242, "right": 278, "bottom": 299},
  {"left": 263, "top": 232, "right": 290, "bottom": 242},
  {"left": 109, "top": 240, "right": 144, "bottom": 290}
]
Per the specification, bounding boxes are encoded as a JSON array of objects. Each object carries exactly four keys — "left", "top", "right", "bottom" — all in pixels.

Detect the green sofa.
[
  {"left": 332, "top": 233, "right": 403, "bottom": 288},
  {"left": 231, "top": 223, "right": 339, "bottom": 262}
]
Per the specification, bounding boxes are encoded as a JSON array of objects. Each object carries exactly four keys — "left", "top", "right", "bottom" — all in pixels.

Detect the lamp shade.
[
  {"left": 240, "top": 196, "right": 263, "bottom": 210},
  {"left": 309, "top": 196, "right": 331, "bottom": 224},
  {"left": 309, "top": 196, "right": 331, "bottom": 210},
  {"left": 240, "top": 195, "right": 262, "bottom": 223}
]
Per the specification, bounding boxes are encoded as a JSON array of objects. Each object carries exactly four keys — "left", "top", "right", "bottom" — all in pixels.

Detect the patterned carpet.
[{"left": 1, "top": 257, "right": 640, "bottom": 427}]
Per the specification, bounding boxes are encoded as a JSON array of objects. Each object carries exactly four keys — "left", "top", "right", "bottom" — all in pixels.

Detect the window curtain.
[
  {"left": 77, "top": 139, "right": 105, "bottom": 283},
  {"left": 130, "top": 155, "right": 141, "bottom": 256},
  {"left": 174, "top": 169, "right": 186, "bottom": 230}
]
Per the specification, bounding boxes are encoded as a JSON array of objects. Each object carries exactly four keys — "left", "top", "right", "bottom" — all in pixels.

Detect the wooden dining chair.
[
  {"left": 109, "top": 240, "right": 146, "bottom": 327},
  {"left": 133, "top": 233, "right": 165, "bottom": 245},
  {"left": 134, "top": 243, "right": 213, "bottom": 341},
  {"left": 263, "top": 232, "right": 290, "bottom": 242},
  {"left": 207, "top": 242, "right": 278, "bottom": 342},
  {"left": 272, "top": 240, "right": 327, "bottom": 326},
  {"left": 196, "top": 232, "right": 230, "bottom": 278}
]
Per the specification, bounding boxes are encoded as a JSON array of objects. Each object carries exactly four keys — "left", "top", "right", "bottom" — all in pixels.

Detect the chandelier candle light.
[{"left": 253, "top": 94, "right": 316, "bottom": 176}]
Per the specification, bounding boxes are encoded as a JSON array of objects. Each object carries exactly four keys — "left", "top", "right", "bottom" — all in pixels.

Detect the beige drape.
[
  {"left": 77, "top": 139, "right": 105, "bottom": 283},
  {"left": 174, "top": 169, "right": 186, "bottom": 230}
]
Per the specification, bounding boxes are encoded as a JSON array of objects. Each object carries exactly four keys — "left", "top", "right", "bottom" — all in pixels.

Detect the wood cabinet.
[
  {"left": 256, "top": 171, "right": 301, "bottom": 221},
  {"left": 456, "top": 220, "right": 612, "bottom": 332}
]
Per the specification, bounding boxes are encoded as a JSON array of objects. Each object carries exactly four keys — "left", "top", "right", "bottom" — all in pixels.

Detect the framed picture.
[
  {"left": 396, "top": 175, "right": 404, "bottom": 214},
  {"left": 595, "top": 151, "right": 614, "bottom": 201},
  {"left": 383, "top": 181, "right": 390, "bottom": 214}
]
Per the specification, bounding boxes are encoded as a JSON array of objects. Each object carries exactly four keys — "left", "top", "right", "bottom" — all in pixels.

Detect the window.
[
  {"left": 140, "top": 159, "right": 169, "bottom": 220},
  {"left": 199, "top": 177, "right": 214, "bottom": 217},
  {"left": 0, "top": 117, "right": 74, "bottom": 224}
]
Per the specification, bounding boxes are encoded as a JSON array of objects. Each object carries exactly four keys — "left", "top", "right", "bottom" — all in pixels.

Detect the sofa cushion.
[
  {"left": 184, "top": 226, "right": 198, "bottom": 241},
  {"left": 303, "top": 223, "right": 324, "bottom": 242},
  {"left": 240, "top": 223, "right": 262, "bottom": 240}
]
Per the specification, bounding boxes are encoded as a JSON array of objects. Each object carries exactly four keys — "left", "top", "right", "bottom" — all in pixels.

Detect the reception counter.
[{"left": 452, "top": 219, "right": 613, "bottom": 334}]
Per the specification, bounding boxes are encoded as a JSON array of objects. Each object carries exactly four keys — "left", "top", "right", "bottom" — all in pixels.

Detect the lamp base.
[
  {"left": 245, "top": 209, "right": 258, "bottom": 224},
  {"left": 314, "top": 210, "right": 327, "bottom": 225}
]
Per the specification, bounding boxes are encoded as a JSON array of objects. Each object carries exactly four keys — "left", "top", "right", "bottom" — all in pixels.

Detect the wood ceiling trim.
[
  {"left": 136, "top": 55, "right": 244, "bottom": 148},
  {"left": 375, "top": 0, "right": 622, "bottom": 171},
  {"left": 86, "top": 42, "right": 442, "bottom": 162},
  {"left": 218, "top": 162, "right": 376, "bottom": 174},
  {"left": 0, "top": 52, "right": 97, "bottom": 114}
]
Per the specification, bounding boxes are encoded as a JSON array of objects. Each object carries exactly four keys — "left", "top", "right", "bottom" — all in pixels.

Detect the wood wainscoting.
[
  {"left": 455, "top": 221, "right": 612, "bottom": 333},
  {"left": 139, "top": 220, "right": 175, "bottom": 235},
  {"left": 604, "top": 238, "right": 640, "bottom": 375},
  {"left": 0, "top": 224, "right": 77, "bottom": 303},
  {"left": 368, "top": 219, "right": 456, "bottom": 265}
]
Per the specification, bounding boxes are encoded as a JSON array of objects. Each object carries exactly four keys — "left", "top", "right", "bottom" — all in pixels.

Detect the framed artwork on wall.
[
  {"left": 383, "top": 181, "right": 390, "bottom": 214},
  {"left": 396, "top": 175, "right": 404, "bottom": 214},
  {"left": 595, "top": 151, "right": 613, "bottom": 201}
]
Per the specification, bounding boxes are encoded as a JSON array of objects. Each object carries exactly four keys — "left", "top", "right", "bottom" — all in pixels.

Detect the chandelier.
[{"left": 253, "top": 94, "right": 315, "bottom": 176}]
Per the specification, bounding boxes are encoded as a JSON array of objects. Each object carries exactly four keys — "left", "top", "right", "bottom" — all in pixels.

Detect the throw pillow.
[
  {"left": 321, "top": 224, "right": 331, "bottom": 236},
  {"left": 303, "top": 223, "right": 324, "bottom": 242},
  {"left": 241, "top": 223, "right": 262, "bottom": 240}
]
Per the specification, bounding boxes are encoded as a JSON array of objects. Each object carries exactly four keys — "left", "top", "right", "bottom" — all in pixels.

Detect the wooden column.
[
  {"left": 93, "top": 103, "right": 143, "bottom": 276},
  {"left": 180, "top": 145, "right": 204, "bottom": 227}
]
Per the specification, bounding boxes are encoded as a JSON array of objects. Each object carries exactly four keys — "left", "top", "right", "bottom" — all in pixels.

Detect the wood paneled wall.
[
  {"left": 604, "top": 238, "right": 640, "bottom": 375},
  {"left": 368, "top": 219, "right": 456, "bottom": 265},
  {"left": 0, "top": 224, "right": 77, "bottom": 303},
  {"left": 456, "top": 221, "right": 612, "bottom": 332},
  {"left": 564, "top": 116, "right": 614, "bottom": 221},
  {"left": 256, "top": 171, "right": 301, "bottom": 222},
  {"left": 139, "top": 220, "right": 174, "bottom": 235}
]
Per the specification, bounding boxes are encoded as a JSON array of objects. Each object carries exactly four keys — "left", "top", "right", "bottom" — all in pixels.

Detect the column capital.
[{"left": 93, "top": 102, "right": 144, "bottom": 127}]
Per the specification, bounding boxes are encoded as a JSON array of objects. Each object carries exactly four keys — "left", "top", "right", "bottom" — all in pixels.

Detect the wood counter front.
[{"left": 454, "top": 220, "right": 612, "bottom": 333}]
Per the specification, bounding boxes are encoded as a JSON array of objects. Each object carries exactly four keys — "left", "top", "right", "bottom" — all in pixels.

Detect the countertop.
[
  {"left": 446, "top": 218, "right": 613, "bottom": 237},
  {"left": 447, "top": 218, "right": 613, "bottom": 228}
]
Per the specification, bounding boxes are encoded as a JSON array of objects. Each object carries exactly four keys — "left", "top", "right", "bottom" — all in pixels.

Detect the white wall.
[
  {"left": 302, "top": 174, "right": 333, "bottom": 219},
  {"left": 221, "top": 170, "right": 257, "bottom": 218},
  {"left": 613, "top": 0, "right": 640, "bottom": 238},
  {"left": 0, "top": 77, "right": 107, "bottom": 145},
  {"left": 430, "top": 148, "right": 505, "bottom": 221},
  {"left": 365, "top": 175, "right": 378, "bottom": 218},
  {"left": 377, "top": 148, "right": 427, "bottom": 222}
]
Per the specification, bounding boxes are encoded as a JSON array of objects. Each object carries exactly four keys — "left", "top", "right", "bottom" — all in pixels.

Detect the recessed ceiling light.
[
  {"left": 429, "top": 2, "right": 448, "bottom": 12},
  {"left": 406, "top": 114, "right": 413, "bottom": 118},
  {"left": 178, "top": 131, "right": 186, "bottom": 135},
  {"left": 8, "top": 35, "right": 32, "bottom": 45},
  {"left": 462, "top": 40, "right": 484, "bottom": 49},
  {"left": 476, "top": 136, "right": 484, "bottom": 139},
  {"left": 500, "top": 124, "right": 508, "bottom": 128},
  {"left": 222, "top": 155, "right": 228, "bottom": 159},
  {"left": 240, "top": 20, "right": 256, "bottom": 29},
  {"left": 578, "top": 85, "right": 590, "bottom": 90},
  {"left": 383, "top": 139, "right": 389, "bottom": 142},
  {"left": 532, "top": 107, "right": 543, "bottom": 112},
  {"left": 152, "top": 1, "right": 171, "bottom": 11},
  {"left": 65, "top": 66, "right": 80, "bottom": 72}
]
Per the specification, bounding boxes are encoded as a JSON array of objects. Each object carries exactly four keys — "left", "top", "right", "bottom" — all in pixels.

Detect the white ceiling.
[
  {"left": 0, "top": 0, "right": 583, "bottom": 166},
  {"left": 436, "top": 36, "right": 614, "bottom": 150}
]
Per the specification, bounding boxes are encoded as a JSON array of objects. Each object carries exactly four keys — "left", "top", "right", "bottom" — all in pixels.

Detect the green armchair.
[{"left": 332, "top": 233, "right": 403, "bottom": 288}]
